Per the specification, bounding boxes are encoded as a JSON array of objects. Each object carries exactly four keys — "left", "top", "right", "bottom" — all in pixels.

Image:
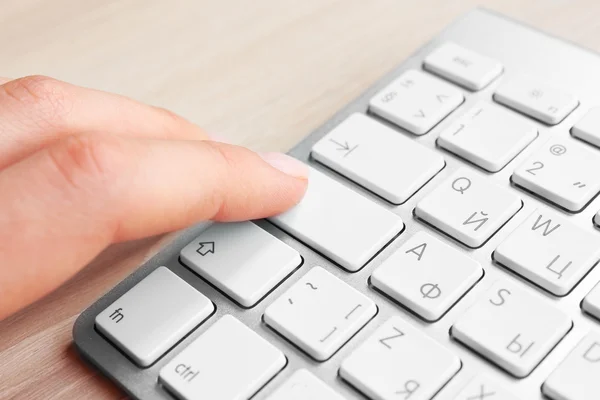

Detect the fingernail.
[{"left": 260, "top": 152, "right": 309, "bottom": 179}]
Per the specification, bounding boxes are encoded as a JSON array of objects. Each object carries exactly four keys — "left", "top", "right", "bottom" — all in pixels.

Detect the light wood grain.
[{"left": 2, "top": 0, "right": 600, "bottom": 398}]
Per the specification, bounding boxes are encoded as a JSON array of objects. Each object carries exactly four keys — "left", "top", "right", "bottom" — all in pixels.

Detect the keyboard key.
[
  {"left": 264, "top": 267, "right": 377, "bottom": 361},
  {"left": 543, "top": 332, "right": 600, "bottom": 400},
  {"left": 451, "top": 279, "right": 571, "bottom": 377},
  {"left": 266, "top": 369, "right": 345, "bottom": 400},
  {"left": 269, "top": 166, "right": 403, "bottom": 272},
  {"left": 494, "top": 75, "right": 578, "bottom": 125},
  {"left": 95, "top": 267, "right": 214, "bottom": 367},
  {"left": 438, "top": 102, "right": 537, "bottom": 172},
  {"left": 311, "top": 113, "right": 445, "bottom": 204},
  {"left": 423, "top": 42, "right": 503, "bottom": 90},
  {"left": 512, "top": 137, "right": 600, "bottom": 212},
  {"left": 371, "top": 231, "right": 482, "bottom": 321},
  {"left": 159, "top": 315, "right": 285, "bottom": 400},
  {"left": 572, "top": 107, "right": 600, "bottom": 148},
  {"left": 340, "top": 316, "right": 460, "bottom": 400},
  {"left": 582, "top": 281, "right": 600, "bottom": 320},
  {"left": 369, "top": 69, "right": 463, "bottom": 135},
  {"left": 495, "top": 209, "right": 600, "bottom": 296},
  {"left": 454, "top": 375, "right": 521, "bottom": 400},
  {"left": 180, "top": 221, "right": 301, "bottom": 307},
  {"left": 415, "top": 167, "right": 521, "bottom": 247}
]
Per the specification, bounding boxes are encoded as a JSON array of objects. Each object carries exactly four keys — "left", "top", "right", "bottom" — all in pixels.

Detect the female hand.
[{"left": 0, "top": 75, "right": 308, "bottom": 320}]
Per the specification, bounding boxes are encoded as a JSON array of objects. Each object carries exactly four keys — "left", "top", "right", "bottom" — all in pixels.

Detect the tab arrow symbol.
[
  {"left": 329, "top": 138, "right": 358, "bottom": 157},
  {"left": 196, "top": 241, "right": 215, "bottom": 256}
]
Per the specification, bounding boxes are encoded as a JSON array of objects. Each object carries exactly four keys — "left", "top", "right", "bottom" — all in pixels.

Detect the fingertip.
[{"left": 259, "top": 152, "right": 309, "bottom": 180}]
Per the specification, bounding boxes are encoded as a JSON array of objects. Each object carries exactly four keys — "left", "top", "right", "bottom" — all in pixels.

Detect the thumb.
[{"left": 0, "top": 134, "right": 307, "bottom": 318}]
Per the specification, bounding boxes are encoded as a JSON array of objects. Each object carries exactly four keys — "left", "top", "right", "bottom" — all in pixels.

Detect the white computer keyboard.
[{"left": 74, "top": 9, "right": 600, "bottom": 400}]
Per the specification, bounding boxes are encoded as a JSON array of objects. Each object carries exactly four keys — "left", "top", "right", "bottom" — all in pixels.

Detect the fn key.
[{"left": 95, "top": 267, "right": 214, "bottom": 367}]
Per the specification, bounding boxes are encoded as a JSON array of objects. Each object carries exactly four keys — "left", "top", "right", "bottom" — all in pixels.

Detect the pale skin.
[{"left": 0, "top": 75, "right": 308, "bottom": 321}]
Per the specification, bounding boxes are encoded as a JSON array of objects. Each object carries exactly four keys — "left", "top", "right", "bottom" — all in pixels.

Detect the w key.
[{"left": 495, "top": 209, "right": 600, "bottom": 296}]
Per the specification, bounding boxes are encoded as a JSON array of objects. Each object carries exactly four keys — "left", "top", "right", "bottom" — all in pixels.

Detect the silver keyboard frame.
[{"left": 73, "top": 8, "right": 600, "bottom": 399}]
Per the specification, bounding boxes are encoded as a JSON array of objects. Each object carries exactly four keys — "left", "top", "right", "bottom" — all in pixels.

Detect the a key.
[
  {"left": 159, "top": 315, "right": 285, "bottom": 400},
  {"left": 453, "top": 375, "right": 521, "bottom": 400},
  {"left": 339, "top": 316, "right": 460, "bottom": 400},
  {"left": 423, "top": 42, "right": 503, "bottom": 90},
  {"left": 494, "top": 75, "right": 578, "bottom": 125},
  {"left": 180, "top": 221, "right": 302, "bottom": 307},
  {"left": 495, "top": 209, "right": 600, "bottom": 296},
  {"left": 512, "top": 137, "right": 600, "bottom": 212},
  {"left": 542, "top": 332, "right": 600, "bottom": 400},
  {"left": 414, "top": 167, "right": 522, "bottom": 247},
  {"left": 311, "top": 113, "right": 445, "bottom": 204},
  {"left": 269, "top": 166, "right": 404, "bottom": 272},
  {"left": 266, "top": 369, "right": 345, "bottom": 400},
  {"left": 582, "top": 281, "right": 600, "bottom": 321},
  {"left": 95, "top": 267, "right": 214, "bottom": 367},
  {"left": 371, "top": 231, "right": 482, "bottom": 321},
  {"left": 451, "top": 279, "right": 571, "bottom": 377},
  {"left": 369, "top": 69, "right": 463, "bottom": 135},
  {"left": 263, "top": 267, "right": 377, "bottom": 361},
  {"left": 572, "top": 107, "right": 600, "bottom": 148},
  {"left": 438, "top": 102, "right": 537, "bottom": 172}
]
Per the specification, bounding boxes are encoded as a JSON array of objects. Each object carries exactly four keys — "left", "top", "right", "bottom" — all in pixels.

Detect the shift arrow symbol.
[
  {"left": 414, "top": 109, "right": 425, "bottom": 118},
  {"left": 329, "top": 138, "right": 358, "bottom": 157},
  {"left": 196, "top": 242, "right": 215, "bottom": 256}
]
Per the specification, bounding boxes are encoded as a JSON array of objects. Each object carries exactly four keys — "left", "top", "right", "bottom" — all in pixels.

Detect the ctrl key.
[
  {"left": 95, "top": 267, "right": 214, "bottom": 367},
  {"left": 159, "top": 315, "right": 286, "bottom": 400}
]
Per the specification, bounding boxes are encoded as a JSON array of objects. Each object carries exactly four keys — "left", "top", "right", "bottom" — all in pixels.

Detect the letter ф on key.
[{"left": 396, "top": 380, "right": 420, "bottom": 399}]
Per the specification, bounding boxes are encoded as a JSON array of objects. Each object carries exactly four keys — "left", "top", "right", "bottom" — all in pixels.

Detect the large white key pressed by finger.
[
  {"left": 451, "top": 280, "right": 571, "bottom": 377},
  {"left": 311, "top": 113, "right": 445, "bottom": 204},
  {"left": 495, "top": 209, "right": 600, "bottom": 296},
  {"left": 269, "top": 166, "right": 404, "bottom": 272},
  {"left": 454, "top": 375, "right": 521, "bottom": 400},
  {"left": 415, "top": 167, "right": 521, "bottom": 247},
  {"left": 582, "top": 281, "right": 600, "bottom": 320},
  {"left": 266, "top": 369, "right": 345, "bottom": 400},
  {"left": 423, "top": 42, "right": 503, "bottom": 90},
  {"left": 543, "top": 332, "right": 600, "bottom": 400},
  {"left": 180, "top": 221, "right": 301, "bottom": 307},
  {"left": 159, "top": 315, "right": 285, "bottom": 400},
  {"left": 340, "top": 316, "right": 460, "bottom": 400},
  {"left": 371, "top": 231, "right": 482, "bottom": 321},
  {"left": 494, "top": 75, "right": 578, "bottom": 124},
  {"left": 438, "top": 102, "right": 537, "bottom": 172},
  {"left": 95, "top": 267, "right": 214, "bottom": 367},
  {"left": 572, "top": 107, "right": 600, "bottom": 148},
  {"left": 369, "top": 69, "right": 463, "bottom": 135},
  {"left": 264, "top": 267, "right": 377, "bottom": 361},
  {"left": 512, "top": 138, "right": 600, "bottom": 211}
]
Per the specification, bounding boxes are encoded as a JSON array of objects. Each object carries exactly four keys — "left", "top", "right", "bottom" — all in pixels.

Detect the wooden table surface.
[{"left": 2, "top": 0, "right": 600, "bottom": 398}]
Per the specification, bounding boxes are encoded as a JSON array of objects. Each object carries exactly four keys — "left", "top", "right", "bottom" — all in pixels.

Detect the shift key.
[{"left": 269, "top": 166, "right": 404, "bottom": 272}]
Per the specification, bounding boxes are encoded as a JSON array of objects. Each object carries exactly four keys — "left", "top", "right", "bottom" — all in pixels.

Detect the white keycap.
[
  {"left": 180, "top": 221, "right": 301, "bottom": 307},
  {"left": 572, "top": 107, "right": 600, "bottom": 148},
  {"left": 454, "top": 375, "right": 521, "bottom": 400},
  {"left": 311, "top": 113, "right": 445, "bottom": 204},
  {"left": 371, "top": 231, "right": 482, "bottom": 321},
  {"left": 423, "top": 42, "right": 503, "bottom": 90},
  {"left": 369, "top": 69, "right": 464, "bottom": 135},
  {"left": 582, "top": 281, "right": 600, "bottom": 320},
  {"left": 159, "top": 315, "right": 285, "bottom": 400},
  {"left": 494, "top": 75, "right": 578, "bottom": 125},
  {"left": 543, "top": 332, "right": 600, "bottom": 400},
  {"left": 340, "top": 316, "right": 461, "bottom": 400},
  {"left": 264, "top": 267, "right": 377, "bottom": 361},
  {"left": 512, "top": 137, "right": 600, "bottom": 212},
  {"left": 495, "top": 209, "right": 600, "bottom": 296},
  {"left": 95, "top": 267, "right": 214, "bottom": 367},
  {"left": 266, "top": 369, "right": 345, "bottom": 400},
  {"left": 438, "top": 102, "right": 537, "bottom": 172},
  {"left": 269, "top": 166, "right": 404, "bottom": 272},
  {"left": 414, "top": 167, "right": 521, "bottom": 247},
  {"left": 451, "top": 279, "right": 571, "bottom": 377}
]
